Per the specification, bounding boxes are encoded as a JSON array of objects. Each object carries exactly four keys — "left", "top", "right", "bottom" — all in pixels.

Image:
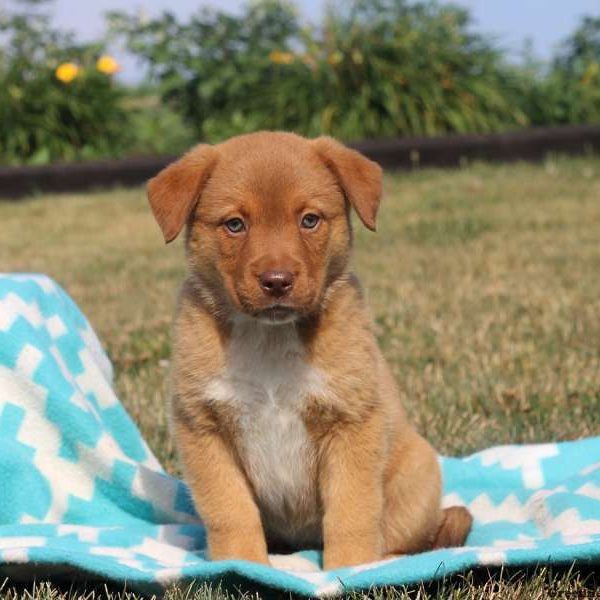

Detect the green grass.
[{"left": 1, "top": 155, "right": 599, "bottom": 599}]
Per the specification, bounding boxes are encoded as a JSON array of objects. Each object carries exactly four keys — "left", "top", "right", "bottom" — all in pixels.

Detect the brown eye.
[
  {"left": 224, "top": 218, "right": 245, "bottom": 233},
  {"left": 301, "top": 213, "right": 320, "bottom": 229}
]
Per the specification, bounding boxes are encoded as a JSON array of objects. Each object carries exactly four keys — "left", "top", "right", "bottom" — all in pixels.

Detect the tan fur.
[
  {"left": 148, "top": 131, "right": 472, "bottom": 569},
  {"left": 432, "top": 506, "right": 474, "bottom": 550}
]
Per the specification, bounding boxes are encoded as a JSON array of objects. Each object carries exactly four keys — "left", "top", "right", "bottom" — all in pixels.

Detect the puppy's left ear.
[
  {"left": 312, "top": 136, "right": 383, "bottom": 231},
  {"left": 147, "top": 144, "right": 218, "bottom": 243}
]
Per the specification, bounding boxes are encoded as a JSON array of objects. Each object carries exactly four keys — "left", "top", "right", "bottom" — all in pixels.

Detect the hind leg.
[
  {"left": 383, "top": 428, "right": 472, "bottom": 554},
  {"left": 382, "top": 429, "right": 444, "bottom": 554}
]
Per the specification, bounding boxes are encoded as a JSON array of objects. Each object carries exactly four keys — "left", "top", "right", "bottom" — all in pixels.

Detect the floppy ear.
[
  {"left": 311, "top": 136, "right": 383, "bottom": 231},
  {"left": 147, "top": 144, "right": 218, "bottom": 243}
]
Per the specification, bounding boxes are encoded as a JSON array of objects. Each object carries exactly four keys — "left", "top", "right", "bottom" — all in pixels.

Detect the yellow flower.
[
  {"left": 301, "top": 54, "right": 317, "bottom": 70},
  {"left": 269, "top": 51, "right": 294, "bottom": 65},
  {"left": 327, "top": 51, "right": 343, "bottom": 66},
  {"left": 8, "top": 85, "right": 23, "bottom": 100},
  {"left": 96, "top": 55, "right": 121, "bottom": 75},
  {"left": 55, "top": 62, "right": 79, "bottom": 84},
  {"left": 351, "top": 49, "right": 363, "bottom": 65},
  {"left": 581, "top": 62, "right": 599, "bottom": 86}
]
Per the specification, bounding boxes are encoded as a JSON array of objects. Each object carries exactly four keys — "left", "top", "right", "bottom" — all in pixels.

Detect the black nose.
[{"left": 259, "top": 270, "right": 294, "bottom": 297}]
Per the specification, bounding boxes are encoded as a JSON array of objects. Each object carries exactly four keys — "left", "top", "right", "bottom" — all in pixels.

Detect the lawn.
[{"left": 1, "top": 155, "right": 599, "bottom": 599}]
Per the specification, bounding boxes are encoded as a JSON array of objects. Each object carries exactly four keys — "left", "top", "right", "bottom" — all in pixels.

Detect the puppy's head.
[{"left": 148, "top": 132, "right": 382, "bottom": 324}]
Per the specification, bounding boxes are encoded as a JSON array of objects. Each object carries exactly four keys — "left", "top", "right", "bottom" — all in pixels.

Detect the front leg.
[
  {"left": 319, "top": 417, "right": 385, "bottom": 569},
  {"left": 173, "top": 415, "right": 269, "bottom": 564}
]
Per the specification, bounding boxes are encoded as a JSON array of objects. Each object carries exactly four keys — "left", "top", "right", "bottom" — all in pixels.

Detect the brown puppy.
[{"left": 148, "top": 131, "right": 472, "bottom": 569}]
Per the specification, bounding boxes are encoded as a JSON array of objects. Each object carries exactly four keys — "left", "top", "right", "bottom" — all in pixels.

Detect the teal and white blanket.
[{"left": 0, "top": 274, "right": 599, "bottom": 597}]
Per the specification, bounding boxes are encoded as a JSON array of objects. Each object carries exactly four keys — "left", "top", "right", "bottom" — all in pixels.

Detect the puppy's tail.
[{"left": 432, "top": 506, "right": 473, "bottom": 549}]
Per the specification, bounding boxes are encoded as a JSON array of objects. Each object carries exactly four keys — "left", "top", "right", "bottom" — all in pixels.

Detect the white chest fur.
[{"left": 206, "top": 318, "right": 326, "bottom": 539}]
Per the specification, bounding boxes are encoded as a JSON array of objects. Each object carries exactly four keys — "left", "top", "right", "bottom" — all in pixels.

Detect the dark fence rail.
[
  {"left": 2, "top": 124, "right": 600, "bottom": 199},
  {"left": 0, "top": 155, "right": 176, "bottom": 200}
]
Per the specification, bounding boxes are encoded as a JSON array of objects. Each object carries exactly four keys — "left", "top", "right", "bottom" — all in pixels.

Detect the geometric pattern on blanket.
[{"left": 0, "top": 273, "right": 598, "bottom": 598}]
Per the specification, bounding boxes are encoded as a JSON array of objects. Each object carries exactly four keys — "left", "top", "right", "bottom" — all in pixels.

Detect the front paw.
[
  {"left": 270, "top": 554, "right": 321, "bottom": 572},
  {"left": 323, "top": 542, "right": 381, "bottom": 570},
  {"left": 208, "top": 530, "right": 269, "bottom": 564}
]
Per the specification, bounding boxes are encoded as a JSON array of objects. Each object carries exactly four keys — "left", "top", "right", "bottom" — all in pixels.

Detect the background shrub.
[
  {"left": 528, "top": 17, "right": 600, "bottom": 126},
  {"left": 0, "top": 0, "right": 129, "bottom": 164},
  {"left": 109, "top": 0, "right": 532, "bottom": 142},
  {"left": 0, "top": 0, "right": 598, "bottom": 165},
  {"left": 108, "top": 1, "right": 302, "bottom": 142}
]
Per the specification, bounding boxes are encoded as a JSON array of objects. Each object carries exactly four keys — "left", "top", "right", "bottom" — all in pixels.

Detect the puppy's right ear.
[{"left": 147, "top": 144, "right": 218, "bottom": 243}]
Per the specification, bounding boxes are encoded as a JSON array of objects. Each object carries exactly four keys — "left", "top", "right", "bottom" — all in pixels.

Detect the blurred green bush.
[
  {"left": 109, "top": 0, "right": 532, "bottom": 141},
  {"left": 528, "top": 16, "right": 600, "bottom": 126},
  {"left": 0, "top": 0, "right": 129, "bottom": 164},
  {"left": 109, "top": 0, "right": 599, "bottom": 144},
  {"left": 0, "top": 0, "right": 598, "bottom": 165}
]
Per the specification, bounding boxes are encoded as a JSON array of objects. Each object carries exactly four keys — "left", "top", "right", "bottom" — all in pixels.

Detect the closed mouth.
[{"left": 254, "top": 305, "right": 298, "bottom": 323}]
